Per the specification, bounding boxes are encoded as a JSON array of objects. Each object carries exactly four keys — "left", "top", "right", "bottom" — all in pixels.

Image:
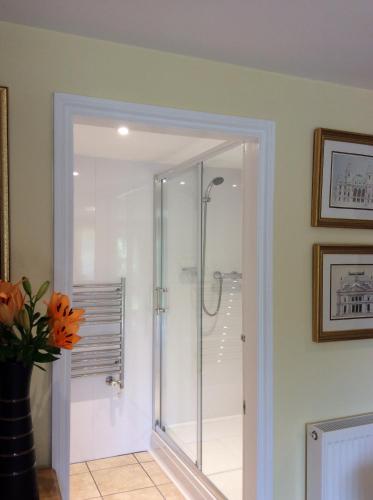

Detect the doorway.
[{"left": 53, "top": 93, "right": 274, "bottom": 500}]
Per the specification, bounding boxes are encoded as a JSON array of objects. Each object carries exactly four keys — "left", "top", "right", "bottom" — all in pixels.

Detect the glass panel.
[
  {"left": 201, "top": 146, "right": 244, "bottom": 499},
  {"left": 160, "top": 165, "right": 201, "bottom": 463}
]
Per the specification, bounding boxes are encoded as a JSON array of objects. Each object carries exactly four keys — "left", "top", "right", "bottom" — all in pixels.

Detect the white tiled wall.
[{"left": 71, "top": 156, "right": 164, "bottom": 462}]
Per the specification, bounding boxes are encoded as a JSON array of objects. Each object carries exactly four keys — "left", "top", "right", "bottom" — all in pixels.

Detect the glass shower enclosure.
[{"left": 153, "top": 145, "right": 243, "bottom": 499}]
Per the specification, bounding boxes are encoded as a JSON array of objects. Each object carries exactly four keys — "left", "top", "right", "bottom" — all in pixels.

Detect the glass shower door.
[
  {"left": 155, "top": 164, "right": 202, "bottom": 464},
  {"left": 201, "top": 146, "right": 244, "bottom": 499},
  {"left": 154, "top": 143, "right": 244, "bottom": 499}
]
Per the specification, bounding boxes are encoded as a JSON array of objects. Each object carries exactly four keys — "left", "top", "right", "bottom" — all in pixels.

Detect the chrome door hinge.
[
  {"left": 243, "top": 400, "right": 246, "bottom": 415},
  {"left": 154, "top": 287, "right": 168, "bottom": 314}
]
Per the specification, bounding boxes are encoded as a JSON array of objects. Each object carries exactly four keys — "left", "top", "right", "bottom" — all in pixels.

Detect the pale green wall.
[{"left": 1, "top": 20, "right": 373, "bottom": 500}]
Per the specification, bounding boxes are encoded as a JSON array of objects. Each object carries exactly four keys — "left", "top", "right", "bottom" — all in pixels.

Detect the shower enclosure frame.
[
  {"left": 153, "top": 142, "right": 244, "bottom": 499},
  {"left": 53, "top": 92, "right": 275, "bottom": 500}
]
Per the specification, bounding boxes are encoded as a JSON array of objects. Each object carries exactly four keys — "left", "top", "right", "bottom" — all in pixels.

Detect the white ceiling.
[
  {"left": 1, "top": 0, "right": 373, "bottom": 89},
  {"left": 74, "top": 124, "right": 243, "bottom": 169},
  {"left": 74, "top": 124, "right": 224, "bottom": 165}
]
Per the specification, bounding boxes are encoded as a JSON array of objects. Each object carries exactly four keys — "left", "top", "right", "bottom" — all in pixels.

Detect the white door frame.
[{"left": 53, "top": 92, "right": 275, "bottom": 500}]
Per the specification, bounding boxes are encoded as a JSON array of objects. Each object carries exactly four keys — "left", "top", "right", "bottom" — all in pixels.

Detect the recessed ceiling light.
[
  {"left": 180, "top": 181, "right": 186, "bottom": 185},
  {"left": 73, "top": 171, "right": 79, "bottom": 176},
  {"left": 117, "top": 126, "right": 129, "bottom": 136},
  {"left": 232, "top": 184, "right": 238, "bottom": 188}
]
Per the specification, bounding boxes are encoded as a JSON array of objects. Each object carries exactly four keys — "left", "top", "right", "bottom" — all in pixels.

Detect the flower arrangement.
[{"left": 0, "top": 277, "right": 84, "bottom": 368}]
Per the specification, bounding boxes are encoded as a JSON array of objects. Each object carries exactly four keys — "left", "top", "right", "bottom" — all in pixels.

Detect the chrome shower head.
[
  {"left": 212, "top": 177, "right": 224, "bottom": 186},
  {"left": 203, "top": 177, "right": 225, "bottom": 202}
]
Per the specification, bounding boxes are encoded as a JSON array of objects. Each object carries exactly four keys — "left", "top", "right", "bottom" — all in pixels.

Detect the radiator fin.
[{"left": 315, "top": 414, "right": 373, "bottom": 433}]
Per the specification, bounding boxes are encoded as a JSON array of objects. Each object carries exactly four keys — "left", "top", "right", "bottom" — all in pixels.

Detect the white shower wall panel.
[
  {"left": 163, "top": 166, "right": 243, "bottom": 428},
  {"left": 71, "top": 156, "right": 162, "bottom": 462}
]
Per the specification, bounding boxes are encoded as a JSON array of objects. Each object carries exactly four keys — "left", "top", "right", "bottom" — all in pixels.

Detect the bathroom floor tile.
[
  {"left": 87, "top": 454, "right": 137, "bottom": 471},
  {"left": 141, "top": 461, "right": 170, "bottom": 485},
  {"left": 92, "top": 464, "right": 153, "bottom": 496},
  {"left": 134, "top": 451, "right": 153, "bottom": 463},
  {"left": 102, "top": 486, "right": 163, "bottom": 499},
  {"left": 157, "top": 483, "right": 185, "bottom": 499},
  {"left": 70, "top": 472, "right": 101, "bottom": 500},
  {"left": 70, "top": 462, "right": 89, "bottom": 475}
]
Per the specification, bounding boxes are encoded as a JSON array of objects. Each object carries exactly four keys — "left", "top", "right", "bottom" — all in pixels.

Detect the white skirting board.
[{"left": 150, "top": 431, "right": 227, "bottom": 500}]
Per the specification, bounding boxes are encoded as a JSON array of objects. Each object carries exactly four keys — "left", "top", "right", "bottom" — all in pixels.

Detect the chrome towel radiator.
[{"left": 71, "top": 279, "right": 126, "bottom": 388}]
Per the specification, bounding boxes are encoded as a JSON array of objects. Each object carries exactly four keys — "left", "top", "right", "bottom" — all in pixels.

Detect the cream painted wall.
[{"left": 1, "top": 20, "right": 373, "bottom": 500}]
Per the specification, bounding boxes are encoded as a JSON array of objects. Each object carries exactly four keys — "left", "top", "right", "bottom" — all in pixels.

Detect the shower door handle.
[{"left": 154, "top": 287, "right": 168, "bottom": 314}]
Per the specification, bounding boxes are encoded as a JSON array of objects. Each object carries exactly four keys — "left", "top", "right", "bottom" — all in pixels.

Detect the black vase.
[{"left": 0, "top": 361, "right": 39, "bottom": 500}]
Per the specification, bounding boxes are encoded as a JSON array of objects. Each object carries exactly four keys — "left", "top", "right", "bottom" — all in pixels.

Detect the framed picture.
[
  {"left": 0, "top": 87, "right": 9, "bottom": 280},
  {"left": 311, "top": 128, "right": 373, "bottom": 229},
  {"left": 313, "top": 244, "right": 373, "bottom": 342}
]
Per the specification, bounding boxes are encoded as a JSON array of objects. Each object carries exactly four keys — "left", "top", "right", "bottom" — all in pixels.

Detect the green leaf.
[
  {"left": 34, "top": 364, "right": 46, "bottom": 372},
  {"left": 33, "top": 351, "right": 59, "bottom": 363}
]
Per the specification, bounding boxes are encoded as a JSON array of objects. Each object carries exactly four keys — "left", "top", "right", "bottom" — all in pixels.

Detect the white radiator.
[{"left": 307, "top": 414, "right": 373, "bottom": 500}]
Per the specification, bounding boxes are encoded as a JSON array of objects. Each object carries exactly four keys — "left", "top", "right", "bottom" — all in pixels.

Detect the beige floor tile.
[
  {"left": 141, "top": 461, "right": 170, "bottom": 486},
  {"left": 134, "top": 451, "right": 153, "bottom": 463},
  {"left": 70, "top": 462, "right": 89, "bottom": 475},
  {"left": 70, "top": 472, "right": 101, "bottom": 500},
  {"left": 92, "top": 464, "right": 153, "bottom": 496},
  {"left": 87, "top": 454, "right": 137, "bottom": 471},
  {"left": 158, "top": 483, "right": 185, "bottom": 499},
  {"left": 102, "top": 486, "right": 163, "bottom": 499}
]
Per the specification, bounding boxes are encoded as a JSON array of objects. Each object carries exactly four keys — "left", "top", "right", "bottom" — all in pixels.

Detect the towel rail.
[{"left": 71, "top": 279, "right": 125, "bottom": 387}]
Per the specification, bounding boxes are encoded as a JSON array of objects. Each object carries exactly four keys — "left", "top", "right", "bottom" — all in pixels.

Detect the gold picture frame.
[
  {"left": 313, "top": 244, "right": 373, "bottom": 342},
  {"left": 311, "top": 128, "right": 373, "bottom": 229},
  {"left": 0, "top": 87, "right": 10, "bottom": 280}
]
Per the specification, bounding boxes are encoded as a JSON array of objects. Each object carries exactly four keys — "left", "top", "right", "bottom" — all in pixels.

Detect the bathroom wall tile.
[
  {"left": 87, "top": 454, "right": 137, "bottom": 471},
  {"left": 134, "top": 451, "right": 153, "bottom": 463},
  {"left": 70, "top": 462, "right": 89, "bottom": 475},
  {"left": 102, "top": 486, "right": 163, "bottom": 499},
  {"left": 157, "top": 483, "right": 185, "bottom": 499},
  {"left": 141, "top": 461, "right": 170, "bottom": 485},
  {"left": 70, "top": 472, "right": 101, "bottom": 500},
  {"left": 92, "top": 464, "right": 153, "bottom": 496}
]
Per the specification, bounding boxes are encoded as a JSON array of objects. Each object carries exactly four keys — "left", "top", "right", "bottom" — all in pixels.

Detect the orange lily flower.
[
  {"left": 0, "top": 281, "right": 25, "bottom": 325},
  {"left": 47, "top": 292, "right": 85, "bottom": 325},
  {"left": 49, "top": 319, "right": 81, "bottom": 350},
  {"left": 47, "top": 292, "right": 84, "bottom": 350}
]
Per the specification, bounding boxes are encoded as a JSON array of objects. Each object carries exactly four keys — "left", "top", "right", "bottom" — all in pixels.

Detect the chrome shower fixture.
[
  {"left": 202, "top": 176, "right": 225, "bottom": 316},
  {"left": 203, "top": 176, "right": 224, "bottom": 202}
]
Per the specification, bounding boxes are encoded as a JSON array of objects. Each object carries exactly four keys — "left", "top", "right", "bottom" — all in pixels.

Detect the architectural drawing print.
[
  {"left": 330, "top": 152, "right": 373, "bottom": 210},
  {"left": 331, "top": 265, "right": 373, "bottom": 320}
]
